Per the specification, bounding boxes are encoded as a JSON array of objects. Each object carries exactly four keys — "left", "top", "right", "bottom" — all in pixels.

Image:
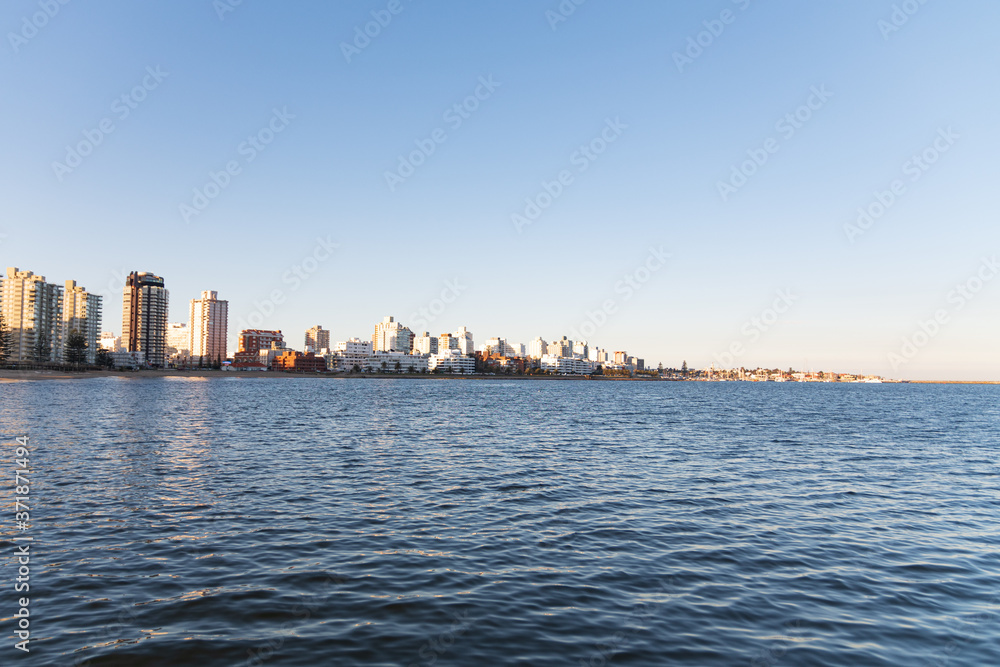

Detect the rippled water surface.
[{"left": 1, "top": 378, "right": 999, "bottom": 666}]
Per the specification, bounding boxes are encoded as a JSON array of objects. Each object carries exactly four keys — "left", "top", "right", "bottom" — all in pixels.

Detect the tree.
[
  {"left": 65, "top": 329, "right": 88, "bottom": 365},
  {"left": 380, "top": 361, "right": 388, "bottom": 373},
  {"left": 681, "top": 360, "right": 688, "bottom": 375},
  {"left": 32, "top": 332, "right": 51, "bottom": 363},
  {"left": 394, "top": 361, "right": 402, "bottom": 373},
  {"left": 0, "top": 313, "right": 11, "bottom": 364},
  {"left": 657, "top": 362, "right": 664, "bottom": 374},
  {"left": 96, "top": 348, "right": 114, "bottom": 368}
]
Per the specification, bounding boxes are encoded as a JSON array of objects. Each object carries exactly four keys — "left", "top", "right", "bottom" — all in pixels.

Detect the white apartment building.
[
  {"left": 429, "top": 348, "right": 475, "bottom": 374},
  {"left": 326, "top": 338, "right": 372, "bottom": 372},
  {"left": 1, "top": 267, "right": 64, "bottom": 363},
  {"left": 528, "top": 337, "right": 547, "bottom": 359},
  {"left": 364, "top": 351, "right": 428, "bottom": 373},
  {"left": 166, "top": 322, "right": 190, "bottom": 360},
  {"left": 63, "top": 280, "right": 102, "bottom": 364},
  {"left": 99, "top": 332, "right": 122, "bottom": 352},
  {"left": 540, "top": 354, "right": 594, "bottom": 375},
  {"left": 412, "top": 332, "right": 438, "bottom": 355},
  {"left": 573, "top": 341, "right": 589, "bottom": 359},
  {"left": 372, "top": 316, "right": 413, "bottom": 353},
  {"left": 453, "top": 326, "right": 474, "bottom": 355},
  {"left": 189, "top": 290, "right": 228, "bottom": 364}
]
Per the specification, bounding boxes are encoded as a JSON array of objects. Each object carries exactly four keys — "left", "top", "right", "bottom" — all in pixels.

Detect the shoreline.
[{"left": 1, "top": 370, "right": 997, "bottom": 384}]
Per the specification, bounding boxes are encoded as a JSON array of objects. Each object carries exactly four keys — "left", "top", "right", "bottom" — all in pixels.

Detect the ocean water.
[{"left": 1, "top": 378, "right": 998, "bottom": 666}]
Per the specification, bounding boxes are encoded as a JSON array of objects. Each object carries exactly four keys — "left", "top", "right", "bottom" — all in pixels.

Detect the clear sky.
[{"left": 2, "top": 0, "right": 998, "bottom": 380}]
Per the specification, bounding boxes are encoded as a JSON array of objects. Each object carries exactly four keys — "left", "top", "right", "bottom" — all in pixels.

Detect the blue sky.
[{"left": 2, "top": 0, "right": 998, "bottom": 380}]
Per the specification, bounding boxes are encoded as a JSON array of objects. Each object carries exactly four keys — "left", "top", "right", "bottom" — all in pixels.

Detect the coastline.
[{"left": 1, "top": 370, "right": 997, "bottom": 383}]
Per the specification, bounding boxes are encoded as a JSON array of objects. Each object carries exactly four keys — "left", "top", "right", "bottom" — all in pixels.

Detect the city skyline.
[{"left": 2, "top": 2, "right": 998, "bottom": 380}]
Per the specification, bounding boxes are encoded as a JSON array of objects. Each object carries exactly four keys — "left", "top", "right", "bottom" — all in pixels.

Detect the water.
[{"left": 1, "top": 378, "right": 998, "bottom": 666}]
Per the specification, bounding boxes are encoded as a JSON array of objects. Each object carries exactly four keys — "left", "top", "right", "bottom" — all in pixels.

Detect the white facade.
[
  {"left": 189, "top": 290, "right": 228, "bottom": 364},
  {"left": 412, "top": 332, "right": 438, "bottom": 355},
  {"left": 327, "top": 338, "right": 372, "bottom": 372},
  {"left": 99, "top": 332, "right": 122, "bottom": 352},
  {"left": 528, "top": 337, "right": 547, "bottom": 359},
  {"left": 167, "top": 322, "right": 190, "bottom": 356},
  {"left": 573, "top": 341, "right": 589, "bottom": 359},
  {"left": 453, "top": 326, "right": 474, "bottom": 355},
  {"left": 428, "top": 348, "right": 475, "bottom": 374},
  {"left": 541, "top": 354, "right": 594, "bottom": 375},
  {"left": 365, "top": 351, "right": 428, "bottom": 373},
  {"left": 372, "top": 316, "right": 413, "bottom": 352}
]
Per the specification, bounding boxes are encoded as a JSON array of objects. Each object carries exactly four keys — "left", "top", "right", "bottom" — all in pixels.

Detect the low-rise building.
[
  {"left": 429, "top": 348, "right": 475, "bottom": 374},
  {"left": 275, "top": 350, "right": 327, "bottom": 372},
  {"left": 365, "top": 351, "right": 428, "bottom": 373},
  {"left": 541, "top": 354, "right": 594, "bottom": 375}
]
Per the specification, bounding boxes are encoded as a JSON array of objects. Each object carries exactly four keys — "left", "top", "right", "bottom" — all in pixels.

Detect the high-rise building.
[
  {"left": 438, "top": 332, "right": 458, "bottom": 352},
  {"left": 453, "top": 326, "right": 474, "bottom": 355},
  {"left": 189, "top": 290, "right": 228, "bottom": 364},
  {"left": 63, "top": 280, "right": 102, "bottom": 364},
  {"left": 238, "top": 329, "right": 284, "bottom": 354},
  {"left": 551, "top": 336, "right": 573, "bottom": 358},
  {"left": 372, "top": 316, "right": 413, "bottom": 353},
  {"left": 528, "top": 337, "right": 547, "bottom": 359},
  {"left": 613, "top": 351, "right": 629, "bottom": 365},
  {"left": 99, "top": 331, "right": 122, "bottom": 352},
  {"left": 412, "top": 332, "right": 438, "bottom": 355},
  {"left": 305, "top": 325, "right": 330, "bottom": 353},
  {"left": 1, "top": 267, "right": 64, "bottom": 363},
  {"left": 573, "top": 341, "right": 589, "bottom": 359},
  {"left": 122, "top": 272, "right": 169, "bottom": 367}
]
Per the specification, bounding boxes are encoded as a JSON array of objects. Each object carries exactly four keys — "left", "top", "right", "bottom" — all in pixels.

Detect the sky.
[{"left": 1, "top": 0, "right": 998, "bottom": 380}]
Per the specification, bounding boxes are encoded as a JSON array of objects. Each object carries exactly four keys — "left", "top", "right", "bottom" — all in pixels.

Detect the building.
[
  {"left": 480, "top": 337, "right": 517, "bottom": 357},
  {"left": 628, "top": 356, "right": 645, "bottom": 371},
  {"left": 305, "top": 325, "right": 329, "bottom": 353},
  {"left": 1, "top": 267, "right": 64, "bottom": 363},
  {"left": 412, "top": 332, "right": 438, "bottom": 355},
  {"left": 541, "top": 354, "right": 594, "bottom": 375},
  {"left": 258, "top": 342, "right": 291, "bottom": 370},
  {"left": 231, "top": 350, "right": 268, "bottom": 370},
  {"left": 63, "top": 280, "right": 102, "bottom": 364},
  {"left": 274, "top": 350, "right": 327, "bottom": 372},
  {"left": 573, "top": 341, "right": 589, "bottom": 359},
  {"left": 454, "top": 326, "right": 474, "bottom": 355},
  {"left": 372, "top": 316, "right": 413, "bottom": 352},
  {"left": 528, "top": 337, "right": 547, "bottom": 359},
  {"left": 122, "top": 272, "right": 169, "bottom": 367},
  {"left": 189, "top": 290, "right": 228, "bottom": 365},
  {"left": 364, "top": 350, "right": 428, "bottom": 373},
  {"left": 99, "top": 331, "right": 122, "bottom": 352},
  {"left": 429, "top": 348, "right": 475, "bottom": 374},
  {"left": 326, "top": 338, "right": 372, "bottom": 372},
  {"left": 438, "top": 332, "right": 458, "bottom": 352},
  {"left": 238, "top": 329, "right": 284, "bottom": 354},
  {"left": 166, "top": 322, "right": 190, "bottom": 363},
  {"left": 549, "top": 337, "right": 573, "bottom": 358},
  {"left": 613, "top": 351, "right": 629, "bottom": 365}
]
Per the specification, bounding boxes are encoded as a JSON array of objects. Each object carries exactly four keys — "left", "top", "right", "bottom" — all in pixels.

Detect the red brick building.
[
  {"left": 274, "top": 350, "right": 327, "bottom": 373},
  {"left": 238, "top": 329, "right": 284, "bottom": 354}
]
